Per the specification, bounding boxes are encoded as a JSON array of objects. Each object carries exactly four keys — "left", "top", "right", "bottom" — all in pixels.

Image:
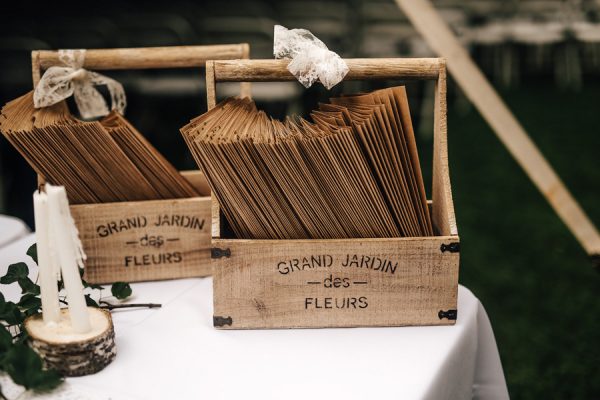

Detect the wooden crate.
[
  {"left": 206, "top": 58, "right": 460, "bottom": 329},
  {"left": 31, "top": 45, "right": 250, "bottom": 284}
]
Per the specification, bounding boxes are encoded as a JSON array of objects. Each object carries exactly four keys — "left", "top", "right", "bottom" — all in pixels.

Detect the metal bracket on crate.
[
  {"left": 211, "top": 247, "right": 231, "bottom": 259},
  {"left": 213, "top": 316, "right": 233, "bottom": 327},
  {"left": 440, "top": 242, "right": 460, "bottom": 253},
  {"left": 438, "top": 309, "right": 457, "bottom": 320}
]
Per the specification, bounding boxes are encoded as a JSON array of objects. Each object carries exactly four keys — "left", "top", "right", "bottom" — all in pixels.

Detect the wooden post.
[
  {"left": 239, "top": 43, "right": 252, "bottom": 99},
  {"left": 395, "top": 0, "right": 600, "bottom": 262}
]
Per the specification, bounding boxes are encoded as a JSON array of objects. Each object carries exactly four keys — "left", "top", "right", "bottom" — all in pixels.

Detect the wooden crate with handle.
[
  {"left": 31, "top": 44, "right": 250, "bottom": 284},
  {"left": 206, "top": 58, "right": 460, "bottom": 329}
]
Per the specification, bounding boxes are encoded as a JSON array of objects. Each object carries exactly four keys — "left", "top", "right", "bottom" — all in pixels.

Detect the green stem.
[{"left": 99, "top": 301, "right": 161, "bottom": 311}]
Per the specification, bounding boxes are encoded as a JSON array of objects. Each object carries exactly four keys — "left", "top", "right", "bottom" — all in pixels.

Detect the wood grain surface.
[
  {"left": 211, "top": 58, "right": 442, "bottom": 82},
  {"left": 213, "top": 236, "right": 459, "bottom": 329},
  {"left": 72, "top": 194, "right": 212, "bottom": 284}
]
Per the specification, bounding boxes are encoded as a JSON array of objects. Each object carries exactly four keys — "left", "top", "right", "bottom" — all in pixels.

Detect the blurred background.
[{"left": 0, "top": 0, "right": 599, "bottom": 398}]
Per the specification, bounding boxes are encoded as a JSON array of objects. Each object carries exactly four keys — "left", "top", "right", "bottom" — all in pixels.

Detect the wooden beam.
[{"left": 395, "top": 0, "right": 600, "bottom": 261}]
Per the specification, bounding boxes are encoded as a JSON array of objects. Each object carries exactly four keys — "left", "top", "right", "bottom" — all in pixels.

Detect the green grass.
[{"left": 430, "top": 79, "right": 600, "bottom": 399}]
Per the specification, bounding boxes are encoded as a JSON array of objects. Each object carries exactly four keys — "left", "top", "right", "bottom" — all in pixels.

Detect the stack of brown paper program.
[
  {"left": 181, "top": 86, "right": 433, "bottom": 240},
  {"left": 0, "top": 91, "right": 198, "bottom": 204}
]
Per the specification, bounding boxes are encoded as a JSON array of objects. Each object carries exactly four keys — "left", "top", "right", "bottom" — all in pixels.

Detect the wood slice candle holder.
[{"left": 24, "top": 307, "right": 116, "bottom": 376}]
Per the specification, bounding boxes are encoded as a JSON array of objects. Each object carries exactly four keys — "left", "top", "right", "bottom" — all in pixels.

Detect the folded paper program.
[
  {"left": 273, "top": 25, "right": 349, "bottom": 89},
  {"left": 33, "top": 49, "right": 126, "bottom": 119}
]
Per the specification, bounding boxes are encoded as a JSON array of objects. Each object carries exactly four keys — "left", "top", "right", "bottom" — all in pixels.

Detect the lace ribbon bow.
[
  {"left": 273, "top": 25, "right": 349, "bottom": 89},
  {"left": 33, "top": 49, "right": 126, "bottom": 119}
]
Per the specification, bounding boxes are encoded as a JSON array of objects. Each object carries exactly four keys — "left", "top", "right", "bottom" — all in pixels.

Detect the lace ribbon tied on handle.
[
  {"left": 33, "top": 49, "right": 127, "bottom": 119},
  {"left": 273, "top": 25, "right": 349, "bottom": 89}
]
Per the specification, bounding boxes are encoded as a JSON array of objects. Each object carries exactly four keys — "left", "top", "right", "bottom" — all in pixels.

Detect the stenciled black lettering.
[
  {"left": 301, "top": 257, "right": 311, "bottom": 269},
  {"left": 311, "top": 255, "right": 322, "bottom": 267},
  {"left": 373, "top": 257, "right": 382, "bottom": 271},
  {"left": 291, "top": 259, "right": 300, "bottom": 272},
  {"left": 341, "top": 254, "right": 349, "bottom": 267},
  {"left": 126, "top": 217, "right": 138, "bottom": 229},
  {"left": 172, "top": 252, "right": 182, "bottom": 263},
  {"left": 193, "top": 218, "right": 205, "bottom": 230},
  {"left": 277, "top": 262, "right": 289, "bottom": 275},
  {"left": 386, "top": 261, "right": 397, "bottom": 275},
  {"left": 305, "top": 298, "right": 313, "bottom": 309},
  {"left": 173, "top": 214, "right": 182, "bottom": 227},
  {"left": 97, "top": 225, "right": 109, "bottom": 237},
  {"left": 358, "top": 297, "right": 368, "bottom": 308}
]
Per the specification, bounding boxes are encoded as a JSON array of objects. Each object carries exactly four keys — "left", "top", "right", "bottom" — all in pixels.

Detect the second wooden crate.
[{"left": 31, "top": 45, "right": 250, "bottom": 284}]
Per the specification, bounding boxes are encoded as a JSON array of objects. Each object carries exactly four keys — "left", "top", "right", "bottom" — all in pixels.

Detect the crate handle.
[
  {"left": 206, "top": 58, "right": 442, "bottom": 108},
  {"left": 32, "top": 44, "right": 250, "bottom": 87}
]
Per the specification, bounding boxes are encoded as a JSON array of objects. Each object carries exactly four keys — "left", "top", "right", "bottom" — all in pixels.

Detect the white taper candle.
[
  {"left": 33, "top": 190, "right": 60, "bottom": 324},
  {"left": 46, "top": 185, "right": 91, "bottom": 333}
]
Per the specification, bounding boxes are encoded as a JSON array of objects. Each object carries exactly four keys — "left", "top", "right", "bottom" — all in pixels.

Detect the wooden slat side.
[
  {"left": 31, "top": 51, "right": 42, "bottom": 87},
  {"left": 206, "top": 60, "right": 217, "bottom": 109},
  {"left": 212, "top": 235, "right": 459, "bottom": 329},
  {"left": 31, "top": 51, "right": 46, "bottom": 187},
  {"left": 205, "top": 60, "right": 221, "bottom": 238},
  {"left": 431, "top": 61, "right": 457, "bottom": 236},
  {"left": 239, "top": 43, "right": 252, "bottom": 99},
  {"left": 71, "top": 196, "right": 212, "bottom": 284},
  {"left": 211, "top": 198, "right": 222, "bottom": 239},
  {"left": 180, "top": 170, "right": 210, "bottom": 196}
]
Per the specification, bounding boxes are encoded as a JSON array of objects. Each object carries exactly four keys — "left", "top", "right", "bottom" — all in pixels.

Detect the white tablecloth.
[
  {"left": 0, "top": 234, "right": 508, "bottom": 400},
  {"left": 0, "top": 215, "right": 29, "bottom": 249}
]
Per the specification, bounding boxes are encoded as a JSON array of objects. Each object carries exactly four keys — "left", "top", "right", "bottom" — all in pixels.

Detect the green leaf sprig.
[{"left": 0, "top": 243, "right": 160, "bottom": 397}]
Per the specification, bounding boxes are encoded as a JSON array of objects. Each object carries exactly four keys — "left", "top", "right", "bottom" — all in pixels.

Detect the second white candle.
[{"left": 46, "top": 184, "right": 91, "bottom": 334}]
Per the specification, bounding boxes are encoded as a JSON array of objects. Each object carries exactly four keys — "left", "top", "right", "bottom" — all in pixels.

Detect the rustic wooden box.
[
  {"left": 31, "top": 45, "right": 250, "bottom": 284},
  {"left": 206, "top": 58, "right": 460, "bottom": 329}
]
